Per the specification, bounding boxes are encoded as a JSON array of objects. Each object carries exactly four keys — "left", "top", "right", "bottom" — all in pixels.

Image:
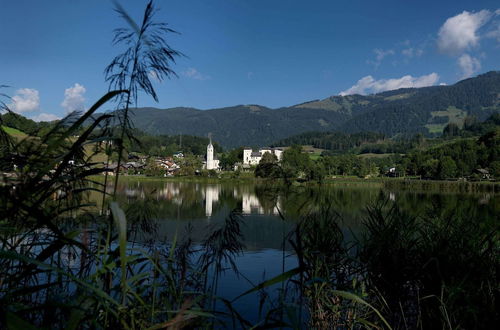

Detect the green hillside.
[
  {"left": 2, "top": 125, "right": 27, "bottom": 138},
  {"left": 125, "top": 71, "right": 500, "bottom": 147},
  {"left": 339, "top": 71, "right": 500, "bottom": 136},
  {"left": 3, "top": 72, "right": 499, "bottom": 149},
  {"left": 0, "top": 112, "right": 58, "bottom": 137}
]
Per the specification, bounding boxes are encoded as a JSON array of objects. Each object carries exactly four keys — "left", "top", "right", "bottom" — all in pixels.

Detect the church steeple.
[{"left": 206, "top": 133, "right": 215, "bottom": 169}]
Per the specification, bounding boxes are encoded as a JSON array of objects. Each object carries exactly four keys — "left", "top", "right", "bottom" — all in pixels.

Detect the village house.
[{"left": 104, "top": 156, "right": 181, "bottom": 176}]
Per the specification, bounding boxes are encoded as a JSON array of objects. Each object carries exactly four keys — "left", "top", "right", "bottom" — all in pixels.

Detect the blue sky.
[{"left": 1, "top": 0, "right": 499, "bottom": 121}]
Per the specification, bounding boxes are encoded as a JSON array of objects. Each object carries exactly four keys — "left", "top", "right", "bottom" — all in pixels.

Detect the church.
[{"left": 205, "top": 138, "right": 220, "bottom": 170}]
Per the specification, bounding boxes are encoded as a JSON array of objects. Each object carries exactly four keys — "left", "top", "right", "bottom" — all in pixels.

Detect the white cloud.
[
  {"left": 31, "top": 113, "right": 61, "bottom": 122},
  {"left": 457, "top": 54, "right": 481, "bottom": 79},
  {"left": 61, "top": 83, "right": 86, "bottom": 113},
  {"left": 402, "top": 47, "right": 423, "bottom": 58},
  {"left": 367, "top": 48, "right": 395, "bottom": 68},
  {"left": 339, "top": 73, "right": 439, "bottom": 96},
  {"left": 8, "top": 88, "right": 40, "bottom": 113},
  {"left": 247, "top": 71, "right": 254, "bottom": 79},
  {"left": 374, "top": 49, "right": 395, "bottom": 61},
  {"left": 182, "top": 67, "right": 210, "bottom": 80},
  {"left": 437, "top": 10, "right": 493, "bottom": 55},
  {"left": 486, "top": 21, "right": 500, "bottom": 42}
]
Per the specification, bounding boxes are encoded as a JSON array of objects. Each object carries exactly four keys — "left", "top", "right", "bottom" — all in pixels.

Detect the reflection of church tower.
[{"left": 205, "top": 185, "right": 220, "bottom": 216}]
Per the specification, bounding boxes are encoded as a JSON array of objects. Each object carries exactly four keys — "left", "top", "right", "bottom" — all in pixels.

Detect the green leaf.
[
  {"left": 67, "top": 308, "right": 86, "bottom": 330},
  {"left": 232, "top": 267, "right": 301, "bottom": 302},
  {"left": 0, "top": 250, "right": 121, "bottom": 310},
  {"left": 331, "top": 290, "right": 392, "bottom": 330},
  {"left": 110, "top": 202, "right": 128, "bottom": 305},
  {"left": 5, "top": 312, "right": 38, "bottom": 330}
]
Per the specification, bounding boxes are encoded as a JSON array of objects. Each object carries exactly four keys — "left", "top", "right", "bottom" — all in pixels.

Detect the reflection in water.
[
  {"left": 157, "top": 182, "right": 182, "bottom": 204},
  {"left": 92, "top": 180, "right": 500, "bottom": 325},
  {"left": 108, "top": 180, "right": 499, "bottom": 252},
  {"left": 204, "top": 185, "right": 220, "bottom": 216},
  {"left": 112, "top": 180, "right": 499, "bottom": 223},
  {"left": 241, "top": 190, "right": 281, "bottom": 215},
  {"left": 120, "top": 182, "right": 283, "bottom": 217}
]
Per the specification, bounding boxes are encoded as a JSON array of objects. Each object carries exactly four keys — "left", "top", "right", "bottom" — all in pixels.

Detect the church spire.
[{"left": 206, "top": 133, "right": 215, "bottom": 170}]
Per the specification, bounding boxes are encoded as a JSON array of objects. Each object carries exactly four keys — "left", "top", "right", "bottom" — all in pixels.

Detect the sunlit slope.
[{"left": 126, "top": 71, "right": 500, "bottom": 147}]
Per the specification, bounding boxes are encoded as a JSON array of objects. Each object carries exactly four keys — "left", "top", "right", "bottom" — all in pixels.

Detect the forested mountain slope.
[
  {"left": 127, "top": 71, "right": 499, "bottom": 147},
  {"left": 5, "top": 72, "right": 497, "bottom": 148},
  {"left": 338, "top": 71, "right": 500, "bottom": 135}
]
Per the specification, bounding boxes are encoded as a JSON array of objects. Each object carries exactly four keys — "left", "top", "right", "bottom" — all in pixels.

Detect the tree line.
[{"left": 255, "top": 114, "right": 499, "bottom": 182}]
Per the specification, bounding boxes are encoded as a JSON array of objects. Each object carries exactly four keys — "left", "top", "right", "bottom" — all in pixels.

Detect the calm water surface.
[{"left": 111, "top": 179, "right": 498, "bottom": 322}]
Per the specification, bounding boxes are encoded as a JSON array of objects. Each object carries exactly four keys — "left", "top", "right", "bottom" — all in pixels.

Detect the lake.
[{"left": 109, "top": 178, "right": 499, "bottom": 325}]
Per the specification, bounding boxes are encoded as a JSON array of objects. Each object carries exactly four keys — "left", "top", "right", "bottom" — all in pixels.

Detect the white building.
[
  {"left": 243, "top": 147, "right": 284, "bottom": 165},
  {"left": 205, "top": 139, "right": 220, "bottom": 170}
]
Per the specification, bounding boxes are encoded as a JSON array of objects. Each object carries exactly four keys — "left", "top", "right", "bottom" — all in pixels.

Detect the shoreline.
[{"left": 93, "top": 174, "right": 500, "bottom": 193}]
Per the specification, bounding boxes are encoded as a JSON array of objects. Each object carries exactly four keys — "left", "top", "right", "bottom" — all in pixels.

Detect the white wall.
[{"left": 243, "top": 149, "right": 252, "bottom": 165}]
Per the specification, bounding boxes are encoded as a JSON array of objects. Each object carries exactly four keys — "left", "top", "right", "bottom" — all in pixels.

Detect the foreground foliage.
[{"left": 1, "top": 2, "right": 497, "bottom": 328}]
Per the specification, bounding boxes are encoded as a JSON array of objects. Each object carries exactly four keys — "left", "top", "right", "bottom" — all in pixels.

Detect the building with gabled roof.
[{"left": 243, "top": 147, "right": 284, "bottom": 165}]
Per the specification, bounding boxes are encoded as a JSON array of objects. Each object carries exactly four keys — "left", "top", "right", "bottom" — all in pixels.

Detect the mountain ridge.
[{"left": 125, "top": 71, "right": 499, "bottom": 147}]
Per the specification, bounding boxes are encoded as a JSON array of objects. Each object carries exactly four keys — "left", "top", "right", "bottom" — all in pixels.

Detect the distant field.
[
  {"left": 384, "top": 92, "right": 413, "bottom": 101},
  {"left": 84, "top": 144, "right": 108, "bottom": 163},
  {"left": 426, "top": 106, "right": 467, "bottom": 134},
  {"left": 302, "top": 145, "right": 324, "bottom": 160},
  {"left": 2, "top": 125, "right": 27, "bottom": 138},
  {"left": 431, "top": 106, "right": 466, "bottom": 126},
  {"left": 358, "top": 153, "right": 399, "bottom": 159},
  {"left": 2, "top": 126, "right": 107, "bottom": 162},
  {"left": 304, "top": 148, "right": 400, "bottom": 160},
  {"left": 425, "top": 124, "right": 447, "bottom": 134},
  {"left": 64, "top": 135, "right": 108, "bottom": 163}
]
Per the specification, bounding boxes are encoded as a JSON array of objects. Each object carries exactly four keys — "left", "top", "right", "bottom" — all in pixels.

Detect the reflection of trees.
[
  {"left": 112, "top": 182, "right": 244, "bottom": 219},
  {"left": 383, "top": 191, "right": 499, "bottom": 226},
  {"left": 107, "top": 180, "right": 498, "bottom": 235},
  {"left": 253, "top": 184, "right": 281, "bottom": 215},
  {"left": 95, "top": 179, "right": 500, "bottom": 282}
]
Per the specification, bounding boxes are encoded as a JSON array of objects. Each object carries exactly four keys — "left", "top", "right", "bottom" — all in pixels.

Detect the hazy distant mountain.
[{"left": 128, "top": 71, "right": 500, "bottom": 147}]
